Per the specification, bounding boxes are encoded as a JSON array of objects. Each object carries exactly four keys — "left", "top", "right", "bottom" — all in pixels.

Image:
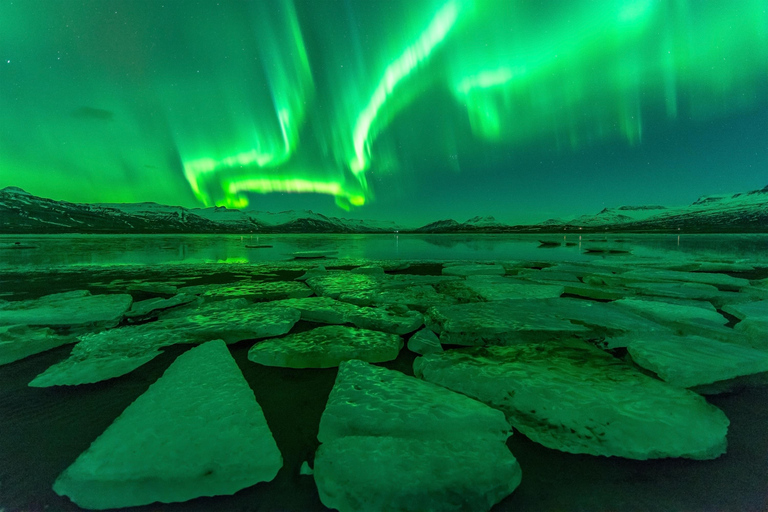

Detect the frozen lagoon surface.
[{"left": 0, "top": 234, "right": 767, "bottom": 511}]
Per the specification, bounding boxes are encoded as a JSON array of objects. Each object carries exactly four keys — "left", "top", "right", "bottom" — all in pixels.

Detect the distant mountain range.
[
  {"left": 415, "top": 185, "right": 768, "bottom": 233},
  {"left": 1, "top": 184, "right": 766, "bottom": 234},
  {"left": 0, "top": 187, "right": 400, "bottom": 234}
]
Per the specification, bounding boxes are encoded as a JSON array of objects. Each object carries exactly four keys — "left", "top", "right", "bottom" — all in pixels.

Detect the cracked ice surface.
[
  {"left": 425, "top": 300, "right": 589, "bottom": 346},
  {"left": 248, "top": 325, "right": 402, "bottom": 368},
  {"left": 53, "top": 340, "right": 282, "bottom": 509},
  {"left": 627, "top": 334, "right": 768, "bottom": 393},
  {"left": 314, "top": 360, "right": 521, "bottom": 512},
  {"left": 0, "top": 324, "right": 74, "bottom": 366},
  {"left": 269, "top": 297, "right": 423, "bottom": 335},
  {"left": 0, "top": 291, "right": 132, "bottom": 330},
  {"left": 30, "top": 304, "right": 300, "bottom": 386},
  {"left": 414, "top": 342, "right": 729, "bottom": 460}
]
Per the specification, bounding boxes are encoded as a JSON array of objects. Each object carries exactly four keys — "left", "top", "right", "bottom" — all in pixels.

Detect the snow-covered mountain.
[
  {"left": 0, "top": 188, "right": 404, "bottom": 234},
  {"left": 415, "top": 185, "right": 768, "bottom": 233},
  {"left": 543, "top": 186, "right": 768, "bottom": 232},
  {"left": 1, "top": 184, "right": 766, "bottom": 234},
  {"left": 416, "top": 215, "right": 505, "bottom": 232}
]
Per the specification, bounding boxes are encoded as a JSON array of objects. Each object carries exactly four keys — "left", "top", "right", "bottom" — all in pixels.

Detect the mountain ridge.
[{"left": 1, "top": 185, "right": 766, "bottom": 234}]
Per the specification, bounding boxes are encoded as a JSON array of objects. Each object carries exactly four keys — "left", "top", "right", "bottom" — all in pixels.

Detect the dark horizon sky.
[{"left": 1, "top": 0, "right": 766, "bottom": 225}]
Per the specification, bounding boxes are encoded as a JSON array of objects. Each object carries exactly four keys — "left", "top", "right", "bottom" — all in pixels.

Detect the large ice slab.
[
  {"left": 407, "top": 328, "right": 443, "bottom": 355},
  {"left": 0, "top": 291, "right": 132, "bottom": 330},
  {"left": 414, "top": 342, "right": 729, "bottom": 460},
  {"left": 163, "top": 304, "right": 300, "bottom": 344},
  {"left": 248, "top": 325, "right": 402, "bottom": 368},
  {"left": 157, "top": 297, "right": 250, "bottom": 320},
  {"left": 619, "top": 269, "right": 750, "bottom": 291},
  {"left": 0, "top": 324, "right": 74, "bottom": 366},
  {"left": 627, "top": 334, "right": 768, "bottom": 393},
  {"left": 30, "top": 304, "right": 300, "bottom": 386},
  {"left": 463, "top": 276, "right": 564, "bottom": 301},
  {"left": 339, "top": 285, "right": 458, "bottom": 311},
  {"left": 306, "top": 272, "right": 382, "bottom": 299},
  {"left": 318, "top": 360, "right": 510, "bottom": 443},
  {"left": 270, "top": 297, "right": 423, "bottom": 335},
  {"left": 28, "top": 324, "right": 180, "bottom": 387},
  {"left": 314, "top": 360, "right": 520, "bottom": 512},
  {"left": 425, "top": 301, "right": 589, "bottom": 346},
  {"left": 201, "top": 280, "right": 312, "bottom": 301},
  {"left": 53, "top": 340, "right": 282, "bottom": 509},
  {"left": 613, "top": 298, "right": 728, "bottom": 329},
  {"left": 722, "top": 300, "right": 768, "bottom": 321},
  {"left": 125, "top": 293, "right": 199, "bottom": 319},
  {"left": 734, "top": 318, "right": 768, "bottom": 349}
]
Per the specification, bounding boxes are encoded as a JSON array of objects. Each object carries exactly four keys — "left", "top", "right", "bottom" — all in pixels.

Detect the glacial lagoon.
[
  {"left": 0, "top": 234, "right": 767, "bottom": 511},
  {"left": 1, "top": 233, "right": 767, "bottom": 268}
]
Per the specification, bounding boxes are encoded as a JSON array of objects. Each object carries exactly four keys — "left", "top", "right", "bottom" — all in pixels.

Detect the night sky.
[{"left": 1, "top": 0, "right": 766, "bottom": 225}]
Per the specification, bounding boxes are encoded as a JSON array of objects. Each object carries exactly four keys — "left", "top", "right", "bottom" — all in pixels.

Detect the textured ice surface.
[
  {"left": 414, "top": 342, "right": 729, "bottom": 460},
  {"left": 201, "top": 280, "right": 312, "bottom": 301},
  {"left": 722, "top": 300, "right": 768, "bottom": 321},
  {"left": 0, "top": 324, "right": 74, "bottom": 366},
  {"left": 248, "top": 325, "right": 402, "bottom": 368},
  {"left": 295, "top": 265, "right": 327, "bottom": 281},
  {"left": 620, "top": 269, "right": 750, "bottom": 291},
  {"left": 425, "top": 301, "right": 589, "bottom": 346},
  {"left": 734, "top": 318, "right": 768, "bottom": 349},
  {"left": 30, "top": 303, "right": 300, "bottom": 386},
  {"left": 0, "top": 291, "right": 132, "bottom": 330},
  {"left": 53, "top": 340, "right": 282, "bottom": 509},
  {"left": 463, "top": 275, "right": 564, "bottom": 301},
  {"left": 28, "top": 324, "right": 181, "bottom": 387},
  {"left": 613, "top": 298, "right": 728, "bottom": 328},
  {"left": 270, "top": 297, "right": 423, "bottom": 334},
  {"left": 157, "top": 297, "right": 250, "bottom": 320},
  {"left": 627, "top": 334, "right": 768, "bottom": 392},
  {"left": 342, "top": 285, "right": 458, "bottom": 311},
  {"left": 526, "top": 298, "right": 673, "bottom": 335},
  {"left": 314, "top": 360, "right": 520, "bottom": 511},
  {"left": 441, "top": 264, "right": 506, "bottom": 277},
  {"left": 407, "top": 328, "right": 442, "bottom": 355},
  {"left": 306, "top": 273, "right": 382, "bottom": 299},
  {"left": 163, "top": 304, "right": 300, "bottom": 344},
  {"left": 125, "top": 293, "right": 198, "bottom": 319}
]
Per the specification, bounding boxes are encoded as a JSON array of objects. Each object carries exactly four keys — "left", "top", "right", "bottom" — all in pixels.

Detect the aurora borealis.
[{"left": 1, "top": 0, "right": 767, "bottom": 224}]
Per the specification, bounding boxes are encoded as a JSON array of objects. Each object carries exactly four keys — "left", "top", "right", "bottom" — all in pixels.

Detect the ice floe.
[
  {"left": 53, "top": 340, "right": 282, "bottom": 509},
  {"left": 313, "top": 360, "right": 521, "bottom": 511},
  {"left": 0, "top": 291, "right": 132, "bottom": 330},
  {"left": 269, "top": 297, "right": 423, "bottom": 334},
  {"left": 306, "top": 273, "right": 382, "bottom": 299},
  {"left": 200, "top": 280, "right": 312, "bottom": 301},
  {"left": 425, "top": 301, "right": 589, "bottom": 346},
  {"left": 248, "top": 325, "right": 402, "bottom": 368},
  {"left": 626, "top": 334, "right": 768, "bottom": 393},
  {"left": 407, "top": 328, "right": 443, "bottom": 355},
  {"left": 125, "top": 293, "right": 199, "bottom": 319},
  {"left": 463, "top": 275, "right": 565, "bottom": 301},
  {"left": 0, "top": 324, "right": 74, "bottom": 366},
  {"left": 414, "top": 342, "right": 730, "bottom": 459}
]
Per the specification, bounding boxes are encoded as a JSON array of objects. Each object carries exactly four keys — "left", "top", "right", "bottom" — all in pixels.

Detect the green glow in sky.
[{"left": 1, "top": 0, "right": 766, "bottom": 220}]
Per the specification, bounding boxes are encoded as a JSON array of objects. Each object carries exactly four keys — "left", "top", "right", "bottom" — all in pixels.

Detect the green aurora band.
[{"left": 1, "top": 0, "right": 766, "bottom": 211}]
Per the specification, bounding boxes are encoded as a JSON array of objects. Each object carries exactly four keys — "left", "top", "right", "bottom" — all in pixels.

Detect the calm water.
[{"left": 1, "top": 233, "right": 767, "bottom": 268}]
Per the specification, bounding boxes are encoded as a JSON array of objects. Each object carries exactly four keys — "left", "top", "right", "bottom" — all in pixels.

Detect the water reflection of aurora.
[{"left": 1, "top": 0, "right": 766, "bottom": 211}]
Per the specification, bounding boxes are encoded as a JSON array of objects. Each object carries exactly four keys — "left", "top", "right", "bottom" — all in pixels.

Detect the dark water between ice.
[{"left": 1, "top": 233, "right": 767, "bottom": 268}]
